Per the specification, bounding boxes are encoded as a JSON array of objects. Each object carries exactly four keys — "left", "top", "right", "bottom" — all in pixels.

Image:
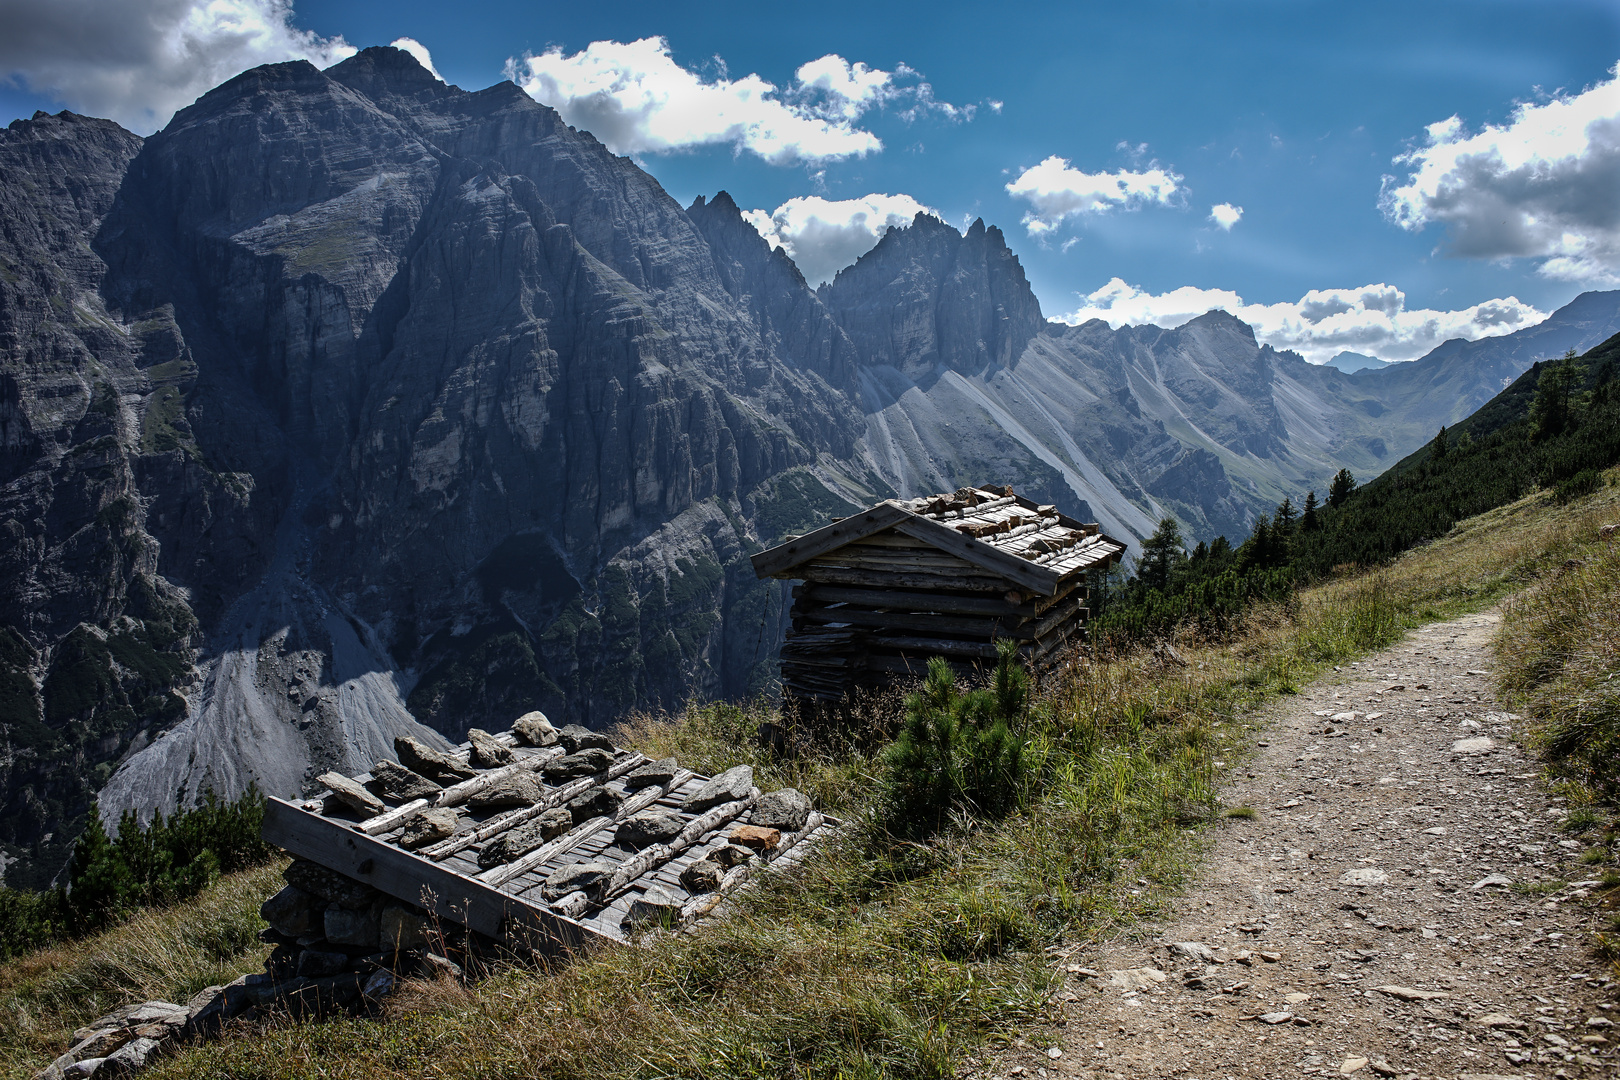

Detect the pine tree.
[
  {"left": 1301, "top": 490, "right": 1320, "bottom": 532},
  {"left": 1274, "top": 496, "right": 1298, "bottom": 533},
  {"left": 66, "top": 808, "right": 134, "bottom": 931},
  {"left": 1432, "top": 425, "right": 1449, "bottom": 460},
  {"left": 1529, "top": 349, "right": 1589, "bottom": 440},
  {"left": 1327, "top": 468, "right": 1356, "bottom": 509},
  {"left": 1137, "top": 517, "right": 1187, "bottom": 592}
]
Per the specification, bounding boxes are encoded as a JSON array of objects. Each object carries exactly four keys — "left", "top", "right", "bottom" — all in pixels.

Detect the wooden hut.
[{"left": 751, "top": 486, "right": 1128, "bottom": 702}]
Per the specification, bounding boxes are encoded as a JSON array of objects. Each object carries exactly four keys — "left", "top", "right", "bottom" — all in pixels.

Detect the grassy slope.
[{"left": 3, "top": 477, "right": 1616, "bottom": 1080}]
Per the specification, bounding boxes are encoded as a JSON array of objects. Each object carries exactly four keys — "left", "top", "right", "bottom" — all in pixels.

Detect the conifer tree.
[
  {"left": 1327, "top": 468, "right": 1356, "bottom": 509},
  {"left": 1529, "top": 349, "right": 1589, "bottom": 440},
  {"left": 1301, "top": 490, "right": 1320, "bottom": 532},
  {"left": 1137, "top": 517, "right": 1187, "bottom": 592},
  {"left": 1433, "top": 425, "right": 1449, "bottom": 460},
  {"left": 1274, "top": 496, "right": 1298, "bottom": 533}
]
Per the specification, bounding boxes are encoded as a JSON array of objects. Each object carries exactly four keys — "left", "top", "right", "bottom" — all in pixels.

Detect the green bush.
[
  {"left": 0, "top": 786, "right": 273, "bottom": 958},
  {"left": 878, "top": 640, "right": 1036, "bottom": 838}
]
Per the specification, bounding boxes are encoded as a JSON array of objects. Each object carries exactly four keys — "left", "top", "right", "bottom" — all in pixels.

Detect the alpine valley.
[{"left": 3, "top": 47, "right": 1617, "bottom": 885}]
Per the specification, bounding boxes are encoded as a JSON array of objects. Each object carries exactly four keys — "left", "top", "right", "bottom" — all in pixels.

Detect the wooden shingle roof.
[{"left": 752, "top": 486, "right": 1126, "bottom": 594}]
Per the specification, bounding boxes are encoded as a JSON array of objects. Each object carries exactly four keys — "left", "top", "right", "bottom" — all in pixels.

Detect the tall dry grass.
[{"left": 0, "top": 862, "right": 279, "bottom": 1076}]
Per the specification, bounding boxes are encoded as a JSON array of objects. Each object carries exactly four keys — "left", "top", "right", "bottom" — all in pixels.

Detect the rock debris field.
[{"left": 990, "top": 612, "right": 1617, "bottom": 1080}]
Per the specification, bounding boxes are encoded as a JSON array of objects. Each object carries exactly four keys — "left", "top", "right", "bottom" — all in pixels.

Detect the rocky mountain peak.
[{"left": 822, "top": 211, "right": 1046, "bottom": 378}]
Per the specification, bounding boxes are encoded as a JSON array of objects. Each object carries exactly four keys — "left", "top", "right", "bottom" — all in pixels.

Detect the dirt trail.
[{"left": 1004, "top": 612, "right": 1618, "bottom": 1080}]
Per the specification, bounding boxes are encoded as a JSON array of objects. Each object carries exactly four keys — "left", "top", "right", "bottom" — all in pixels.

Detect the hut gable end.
[{"left": 750, "top": 486, "right": 1127, "bottom": 703}]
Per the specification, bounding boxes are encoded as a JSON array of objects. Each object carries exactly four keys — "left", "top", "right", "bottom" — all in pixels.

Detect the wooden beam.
[
  {"left": 895, "top": 514, "right": 1061, "bottom": 594},
  {"left": 796, "top": 583, "right": 1028, "bottom": 617},
  {"left": 794, "top": 604, "right": 1023, "bottom": 639},
  {"left": 261, "top": 798, "right": 605, "bottom": 950},
  {"left": 751, "top": 502, "right": 911, "bottom": 579},
  {"left": 799, "top": 566, "right": 1014, "bottom": 593}
]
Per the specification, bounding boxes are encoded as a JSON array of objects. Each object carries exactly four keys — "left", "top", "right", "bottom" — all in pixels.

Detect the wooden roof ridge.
[{"left": 751, "top": 486, "right": 1126, "bottom": 596}]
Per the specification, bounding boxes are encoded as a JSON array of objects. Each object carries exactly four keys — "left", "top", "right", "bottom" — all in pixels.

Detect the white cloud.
[
  {"left": 389, "top": 37, "right": 442, "bottom": 82},
  {"left": 1005, "top": 155, "right": 1183, "bottom": 235},
  {"left": 744, "top": 193, "right": 935, "bottom": 285},
  {"left": 0, "top": 0, "right": 356, "bottom": 133},
  {"left": 1381, "top": 63, "right": 1620, "bottom": 285},
  {"left": 1061, "top": 278, "right": 1546, "bottom": 364},
  {"left": 506, "top": 38, "right": 966, "bottom": 165},
  {"left": 1209, "top": 202, "right": 1243, "bottom": 230}
]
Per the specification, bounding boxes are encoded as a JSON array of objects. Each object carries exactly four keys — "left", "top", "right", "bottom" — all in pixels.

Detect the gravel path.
[{"left": 1001, "top": 611, "right": 1618, "bottom": 1080}]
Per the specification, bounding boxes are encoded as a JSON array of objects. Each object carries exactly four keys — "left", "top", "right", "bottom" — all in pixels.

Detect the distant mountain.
[
  {"left": 815, "top": 211, "right": 1620, "bottom": 544},
  {"left": 2, "top": 46, "right": 1618, "bottom": 885},
  {"left": 1328, "top": 351, "right": 1390, "bottom": 373}
]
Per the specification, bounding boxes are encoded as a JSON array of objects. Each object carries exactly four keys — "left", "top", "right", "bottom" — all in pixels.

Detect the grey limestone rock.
[
  {"left": 260, "top": 885, "right": 318, "bottom": 937},
  {"left": 623, "top": 757, "right": 679, "bottom": 789},
  {"left": 683, "top": 765, "right": 754, "bottom": 813},
  {"left": 366, "top": 760, "right": 442, "bottom": 802},
  {"left": 397, "top": 808, "right": 458, "bottom": 849},
  {"left": 542, "top": 860, "right": 612, "bottom": 901},
  {"left": 616, "top": 809, "right": 685, "bottom": 848},
  {"left": 284, "top": 861, "right": 377, "bottom": 907},
  {"left": 557, "top": 725, "right": 613, "bottom": 754},
  {"left": 317, "top": 771, "right": 385, "bottom": 817},
  {"left": 752, "top": 788, "right": 812, "bottom": 832},
  {"left": 468, "top": 773, "right": 543, "bottom": 810},
  {"left": 323, "top": 905, "right": 380, "bottom": 948},
  {"left": 395, "top": 737, "right": 476, "bottom": 782},
  {"left": 680, "top": 858, "right": 724, "bottom": 894},
  {"left": 475, "top": 808, "right": 572, "bottom": 868},
  {"left": 543, "top": 748, "right": 614, "bottom": 780},
  {"left": 466, "top": 728, "right": 513, "bottom": 768},
  {"left": 100, "top": 1036, "right": 161, "bottom": 1075},
  {"left": 379, "top": 905, "right": 430, "bottom": 951},
  {"left": 566, "top": 786, "right": 623, "bottom": 824},
  {"left": 511, "top": 712, "right": 558, "bottom": 747}
]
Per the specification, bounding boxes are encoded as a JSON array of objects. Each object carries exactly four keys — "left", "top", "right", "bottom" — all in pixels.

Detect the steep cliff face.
[{"left": 3, "top": 49, "right": 1618, "bottom": 887}]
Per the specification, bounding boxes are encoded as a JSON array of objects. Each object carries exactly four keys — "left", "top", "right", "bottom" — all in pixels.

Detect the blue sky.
[{"left": 2, "top": 0, "right": 1616, "bottom": 362}]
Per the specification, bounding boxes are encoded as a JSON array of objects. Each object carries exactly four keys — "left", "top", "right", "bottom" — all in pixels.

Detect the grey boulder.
[
  {"left": 557, "top": 725, "right": 613, "bottom": 754},
  {"left": 566, "top": 786, "right": 623, "bottom": 824},
  {"left": 511, "top": 712, "right": 558, "bottom": 747},
  {"left": 752, "top": 788, "right": 812, "bottom": 832},
  {"left": 622, "top": 757, "right": 679, "bottom": 789},
  {"left": 682, "top": 765, "right": 754, "bottom": 813},
  {"left": 365, "top": 760, "right": 442, "bottom": 802},
  {"left": 466, "top": 728, "right": 513, "bottom": 768},
  {"left": 543, "top": 748, "right": 614, "bottom": 780},
  {"left": 397, "top": 808, "right": 458, "bottom": 849},
  {"left": 616, "top": 809, "right": 685, "bottom": 849},
  {"left": 395, "top": 736, "right": 476, "bottom": 782},
  {"left": 468, "top": 773, "right": 544, "bottom": 810},
  {"left": 542, "top": 860, "right": 613, "bottom": 901}
]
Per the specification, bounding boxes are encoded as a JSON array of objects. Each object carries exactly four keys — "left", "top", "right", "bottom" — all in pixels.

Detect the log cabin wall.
[{"left": 752, "top": 486, "right": 1128, "bottom": 703}]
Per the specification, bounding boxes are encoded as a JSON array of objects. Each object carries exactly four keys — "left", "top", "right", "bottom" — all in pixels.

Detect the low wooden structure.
[
  {"left": 752, "top": 486, "right": 1127, "bottom": 702},
  {"left": 261, "top": 722, "right": 832, "bottom": 951}
]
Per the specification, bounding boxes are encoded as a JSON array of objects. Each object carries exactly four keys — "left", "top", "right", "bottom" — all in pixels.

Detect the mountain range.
[{"left": 3, "top": 46, "right": 1617, "bottom": 886}]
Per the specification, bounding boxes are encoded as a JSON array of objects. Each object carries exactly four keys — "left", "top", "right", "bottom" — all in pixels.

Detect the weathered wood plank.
[
  {"left": 867, "top": 633, "right": 1009, "bottom": 659},
  {"left": 261, "top": 798, "right": 604, "bottom": 950},
  {"left": 357, "top": 798, "right": 430, "bottom": 836},
  {"left": 751, "top": 502, "right": 911, "bottom": 578},
  {"left": 795, "top": 583, "right": 1055, "bottom": 617},
  {"left": 894, "top": 514, "right": 1061, "bottom": 595},
  {"left": 419, "top": 753, "right": 646, "bottom": 861},
  {"left": 798, "top": 565, "right": 1014, "bottom": 592},
  {"left": 479, "top": 770, "right": 692, "bottom": 889},
  {"left": 793, "top": 603, "right": 1025, "bottom": 639},
  {"left": 548, "top": 791, "right": 760, "bottom": 920}
]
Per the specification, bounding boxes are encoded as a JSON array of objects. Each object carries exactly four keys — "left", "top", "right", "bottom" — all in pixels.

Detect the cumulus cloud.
[
  {"left": 1209, "top": 202, "right": 1243, "bottom": 230},
  {"left": 506, "top": 38, "right": 966, "bottom": 165},
  {"left": 389, "top": 37, "right": 442, "bottom": 82},
  {"left": 0, "top": 0, "right": 355, "bottom": 133},
  {"left": 744, "top": 193, "right": 935, "bottom": 285},
  {"left": 1061, "top": 278, "right": 1545, "bottom": 364},
  {"left": 1381, "top": 63, "right": 1620, "bottom": 285},
  {"left": 1005, "top": 155, "right": 1183, "bottom": 235}
]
